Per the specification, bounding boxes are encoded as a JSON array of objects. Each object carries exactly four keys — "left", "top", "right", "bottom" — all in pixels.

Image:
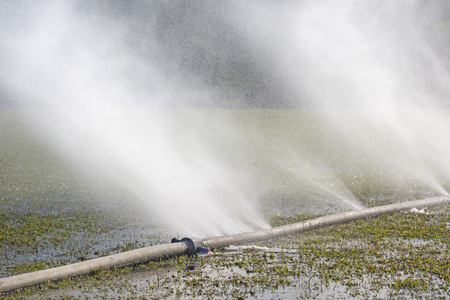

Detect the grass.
[
  {"left": 1, "top": 108, "right": 450, "bottom": 298},
  {"left": 3, "top": 207, "right": 449, "bottom": 299}
]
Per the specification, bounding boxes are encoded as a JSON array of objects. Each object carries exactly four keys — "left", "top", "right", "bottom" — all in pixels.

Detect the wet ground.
[{"left": 2, "top": 205, "right": 450, "bottom": 299}]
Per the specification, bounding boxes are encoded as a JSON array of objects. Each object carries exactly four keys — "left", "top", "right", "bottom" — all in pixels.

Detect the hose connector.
[{"left": 171, "top": 237, "right": 204, "bottom": 255}]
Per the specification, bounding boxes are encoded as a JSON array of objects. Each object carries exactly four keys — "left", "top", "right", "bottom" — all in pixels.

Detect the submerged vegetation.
[
  {"left": 2, "top": 207, "right": 449, "bottom": 299},
  {"left": 1, "top": 110, "right": 450, "bottom": 298}
]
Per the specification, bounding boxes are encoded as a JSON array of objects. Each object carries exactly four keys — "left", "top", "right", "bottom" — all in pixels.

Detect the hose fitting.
[{"left": 171, "top": 237, "right": 204, "bottom": 255}]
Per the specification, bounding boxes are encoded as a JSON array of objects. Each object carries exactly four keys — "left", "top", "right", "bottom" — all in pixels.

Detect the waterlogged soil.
[
  {"left": 3, "top": 206, "right": 450, "bottom": 299},
  {"left": 0, "top": 211, "right": 170, "bottom": 278}
]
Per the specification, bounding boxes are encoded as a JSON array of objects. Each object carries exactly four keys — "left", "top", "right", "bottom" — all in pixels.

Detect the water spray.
[
  {"left": 2, "top": 1, "right": 450, "bottom": 296},
  {"left": 1, "top": 196, "right": 449, "bottom": 294}
]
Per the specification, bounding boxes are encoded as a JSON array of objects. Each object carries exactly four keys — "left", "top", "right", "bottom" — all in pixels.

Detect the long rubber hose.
[
  {"left": 1, "top": 196, "right": 449, "bottom": 293},
  {"left": 202, "top": 196, "right": 450, "bottom": 248}
]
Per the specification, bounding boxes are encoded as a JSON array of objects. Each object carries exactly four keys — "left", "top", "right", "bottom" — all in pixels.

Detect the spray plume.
[
  {"left": 2, "top": 1, "right": 450, "bottom": 236},
  {"left": 0, "top": 1, "right": 269, "bottom": 236},
  {"left": 228, "top": 0, "right": 450, "bottom": 196}
]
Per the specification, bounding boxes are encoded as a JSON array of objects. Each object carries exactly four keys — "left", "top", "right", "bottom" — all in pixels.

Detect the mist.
[
  {"left": 0, "top": 1, "right": 270, "bottom": 237},
  {"left": 1, "top": 1, "right": 450, "bottom": 236},
  {"left": 228, "top": 0, "right": 450, "bottom": 195}
]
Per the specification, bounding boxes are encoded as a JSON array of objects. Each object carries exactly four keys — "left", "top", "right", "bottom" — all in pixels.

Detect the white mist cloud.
[
  {"left": 3, "top": 0, "right": 450, "bottom": 236},
  {"left": 230, "top": 0, "right": 450, "bottom": 197},
  {"left": 1, "top": 1, "right": 268, "bottom": 237}
]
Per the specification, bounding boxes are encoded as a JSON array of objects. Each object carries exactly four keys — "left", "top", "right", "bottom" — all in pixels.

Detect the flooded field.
[{"left": 4, "top": 208, "right": 450, "bottom": 299}]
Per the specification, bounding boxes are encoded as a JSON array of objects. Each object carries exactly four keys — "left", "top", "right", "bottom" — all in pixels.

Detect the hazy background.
[{"left": 2, "top": 0, "right": 450, "bottom": 108}]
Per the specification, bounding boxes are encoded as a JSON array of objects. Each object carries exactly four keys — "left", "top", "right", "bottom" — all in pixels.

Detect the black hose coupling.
[{"left": 171, "top": 237, "right": 208, "bottom": 256}]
